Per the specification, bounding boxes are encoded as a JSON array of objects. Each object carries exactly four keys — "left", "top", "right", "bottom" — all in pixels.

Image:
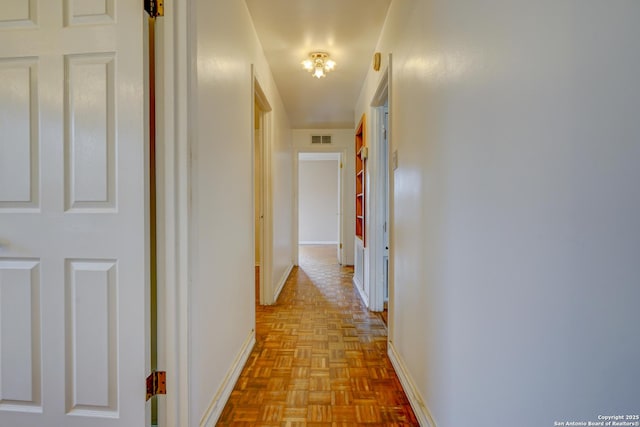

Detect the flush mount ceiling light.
[{"left": 301, "top": 52, "right": 336, "bottom": 79}]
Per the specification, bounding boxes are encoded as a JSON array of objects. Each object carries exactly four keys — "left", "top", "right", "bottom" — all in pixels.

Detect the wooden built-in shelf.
[{"left": 355, "top": 114, "right": 366, "bottom": 246}]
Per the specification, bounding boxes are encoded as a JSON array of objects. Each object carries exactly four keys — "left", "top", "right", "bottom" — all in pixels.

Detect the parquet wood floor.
[{"left": 217, "top": 245, "right": 418, "bottom": 426}]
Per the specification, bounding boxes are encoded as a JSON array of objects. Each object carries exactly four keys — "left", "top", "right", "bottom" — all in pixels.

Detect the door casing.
[
  {"left": 253, "top": 73, "right": 274, "bottom": 305},
  {"left": 369, "top": 60, "right": 393, "bottom": 322},
  {"left": 293, "top": 150, "right": 347, "bottom": 266}
]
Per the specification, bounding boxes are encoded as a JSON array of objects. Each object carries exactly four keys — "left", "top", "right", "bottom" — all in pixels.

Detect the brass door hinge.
[
  {"left": 146, "top": 371, "right": 166, "bottom": 400},
  {"left": 340, "top": 243, "right": 343, "bottom": 249},
  {"left": 144, "top": 0, "right": 164, "bottom": 17}
]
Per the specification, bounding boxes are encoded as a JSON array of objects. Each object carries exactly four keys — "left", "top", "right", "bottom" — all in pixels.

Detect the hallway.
[{"left": 218, "top": 245, "right": 418, "bottom": 425}]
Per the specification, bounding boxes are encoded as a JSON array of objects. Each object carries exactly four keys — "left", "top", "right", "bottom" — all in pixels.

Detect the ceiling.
[{"left": 245, "top": 0, "right": 391, "bottom": 129}]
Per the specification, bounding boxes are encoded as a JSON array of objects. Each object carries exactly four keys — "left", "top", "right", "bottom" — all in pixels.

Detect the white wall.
[
  {"left": 356, "top": 1, "right": 640, "bottom": 425},
  {"left": 190, "top": 1, "right": 292, "bottom": 424},
  {"left": 299, "top": 158, "right": 340, "bottom": 244},
  {"left": 270, "top": 98, "right": 294, "bottom": 300},
  {"left": 293, "top": 129, "right": 355, "bottom": 265}
]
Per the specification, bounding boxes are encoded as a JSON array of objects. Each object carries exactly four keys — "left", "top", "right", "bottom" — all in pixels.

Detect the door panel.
[
  {"left": 0, "top": 1, "right": 145, "bottom": 426},
  {"left": 0, "top": 57, "right": 38, "bottom": 209},
  {"left": 65, "top": 259, "right": 118, "bottom": 416},
  {"left": 0, "top": 1, "right": 37, "bottom": 29},
  {"left": 65, "top": 53, "right": 116, "bottom": 211},
  {"left": 0, "top": 259, "right": 41, "bottom": 411}
]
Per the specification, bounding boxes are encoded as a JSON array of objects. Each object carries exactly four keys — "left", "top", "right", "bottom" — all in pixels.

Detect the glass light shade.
[
  {"left": 302, "top": 52, "right": 335, "bottom": 78},
  {"left": 301, "top": 59, "right": 313, "bottom": 70}
]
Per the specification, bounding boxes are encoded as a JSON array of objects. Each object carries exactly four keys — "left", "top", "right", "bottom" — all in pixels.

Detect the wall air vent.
[{"left": 311, "top": 135, "right": 332, "bottom": 144}]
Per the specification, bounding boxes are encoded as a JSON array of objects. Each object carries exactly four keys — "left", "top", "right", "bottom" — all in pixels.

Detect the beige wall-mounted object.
[{"left": 373, "top": 52, "right": 381, "bottom": 71}]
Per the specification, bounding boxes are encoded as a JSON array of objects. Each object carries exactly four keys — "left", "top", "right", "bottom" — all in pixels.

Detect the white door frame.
[
  {"left": 155, "top": 6, "right": 375, "bottom": 424},
  {"left": 154, "top": 7, "right": 279, "bottom": 426},
  {"left": 154, "top": 1, "right": 192, "bottom": 425},
  {"left": 369, "top": 61, "right": 392, "bottom": 314},
  {"left": 293, "top": 149, "right": 346, "bottom": 266},
  {"left": 252, "top": 72, "right": 274, "bottom": 305}
]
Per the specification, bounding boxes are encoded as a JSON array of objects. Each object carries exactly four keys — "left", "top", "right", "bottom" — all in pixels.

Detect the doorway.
[
  {"left": 381, "top": 106, "right": 390, "bottom": 320},
  {"left": 253, "top": 75, "right": 273, "bottom": 305},
  {"left": 370, "top": 62, "right": 392, "bottom": 320},
  {"left": 254, "top": 100, "right": 264, "bottom": 304},
  {"left": 297, "top": 152, "right": 343, "bottom": 265}
]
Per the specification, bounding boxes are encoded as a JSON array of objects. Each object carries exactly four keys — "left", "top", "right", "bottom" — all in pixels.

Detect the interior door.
[{"left": 0, "top": 1, "right": 146, "bottom": 426}]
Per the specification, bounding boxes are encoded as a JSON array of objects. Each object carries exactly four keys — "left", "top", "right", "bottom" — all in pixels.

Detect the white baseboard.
[
  {"left": 298, "top": 241, "right": 339, "bottom": 245},
  {"left": 352, "top": 276, "right": 369, "bottom": 307},
  {"left": 388, "top": 341, "right": 437, "bottom": 427},
  {"left": 200, "top": 330, "right": 256, "bottom": 427},
  {"left": 273, "top": 263, "right": 293, "bottom": 302}
]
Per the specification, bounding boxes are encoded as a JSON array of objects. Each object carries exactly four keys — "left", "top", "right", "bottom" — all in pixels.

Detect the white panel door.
[{"left": 0, "top": 1, "right": 146, "bottom": 426}]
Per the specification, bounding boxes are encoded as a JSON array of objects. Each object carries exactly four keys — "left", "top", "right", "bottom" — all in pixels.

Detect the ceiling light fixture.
[{"left": 301, "top": 52, "right": 336, "bottom": 79}]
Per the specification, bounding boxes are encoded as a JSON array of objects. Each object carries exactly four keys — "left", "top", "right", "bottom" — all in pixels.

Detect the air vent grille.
[{"left": 311, "top": 135, "right": 332, "bottom": 144}]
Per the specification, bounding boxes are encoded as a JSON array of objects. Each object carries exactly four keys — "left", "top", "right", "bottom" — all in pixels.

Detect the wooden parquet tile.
[{"left": 217, "top": 245, "right": 418, "bottom": 426}]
